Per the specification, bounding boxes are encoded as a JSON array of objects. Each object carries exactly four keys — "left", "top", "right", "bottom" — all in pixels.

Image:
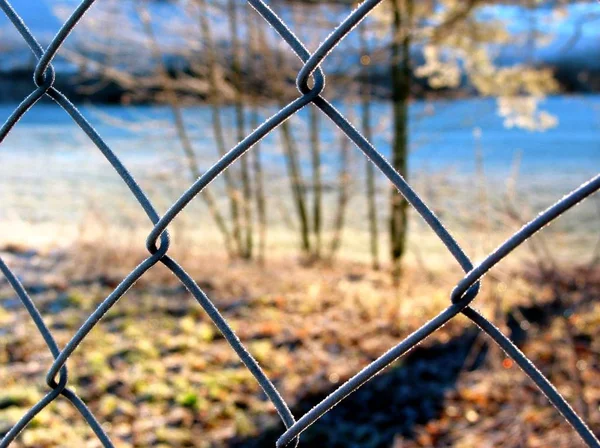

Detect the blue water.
[
  {"left": 1, "top": 95, "right": 598, "bottom": 176},
  {"left": 406, "top": 96, "right": 599, "bottom": 179},
  {"left": 0, "top": 94, "right": 598, "bottom": 235},
  {"left": 0, "top": 95, "right": 598, "bottom": 200}
]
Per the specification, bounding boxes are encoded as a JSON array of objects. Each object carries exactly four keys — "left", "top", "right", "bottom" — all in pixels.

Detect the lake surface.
[{"left": 0, "top": 94, "right": 598, "bottom": 232}]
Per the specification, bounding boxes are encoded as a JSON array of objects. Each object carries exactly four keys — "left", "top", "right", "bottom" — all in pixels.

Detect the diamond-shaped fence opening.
[{"left": 0, "top": 0, "right": 599, "bottom": 447}]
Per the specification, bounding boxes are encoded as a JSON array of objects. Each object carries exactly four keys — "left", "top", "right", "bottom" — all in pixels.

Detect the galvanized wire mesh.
[{"left": 0, "top": 0, "right": 599, "bottom": 446}]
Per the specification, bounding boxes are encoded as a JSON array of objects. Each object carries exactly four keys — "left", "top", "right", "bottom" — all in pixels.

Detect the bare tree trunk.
[
  {"left": 247, "top": 13, "right": 267, "bottom": 264},
  {"left": 329, "top": 131, "right": 351, "bottom": 259},
  {"left": 136, "top": 5, "right": 233, "bottom": 256},
  {"left": 251, "top": 108, "right": 267, "bottom": 264},
  {"left": 197, "top": 0, "right": 243, "bottom": 257},
  {"left": 170, "top": 105, "right": 234, "bottom": 255},
  {"left": 256, "top": 20, "right": 311, "bottom": 257},
  {"left": 390, "top": 0, "right": 412, "bottom": 284},
  {"left": 291, "top": 5, "right": 323, "bottom": 260},
  {"left": 280, "top": 120, "right": 312, "bottom": 255},
  {"left": 309, "top": 106, "right": 322, "bottom": 259},
  {"left": 228, "top": 0, "right": 253, "bottom": 260},
  {"left": 359, "top": 25, "right": 380, "bottom": 270}
]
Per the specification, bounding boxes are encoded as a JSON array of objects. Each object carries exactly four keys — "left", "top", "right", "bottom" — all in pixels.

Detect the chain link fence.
[{"left": 0, "top": 0, "right": 599, "bottom": 446}]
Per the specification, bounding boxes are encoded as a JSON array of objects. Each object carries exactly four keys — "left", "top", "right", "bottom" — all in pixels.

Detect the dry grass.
[
  {"left": 0, "top": 170, "right": 598, "bottom": 447},
  {"left": 1, "top": 231, "right": 599, "bottom": 447}
]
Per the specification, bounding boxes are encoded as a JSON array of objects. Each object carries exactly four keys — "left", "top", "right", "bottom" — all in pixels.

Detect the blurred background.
[{"left": 0, "top": 0, "right": 599, "bottom": 446}]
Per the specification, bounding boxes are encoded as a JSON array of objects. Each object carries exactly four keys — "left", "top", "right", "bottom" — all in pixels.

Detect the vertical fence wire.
[{"left": 0, "top": 0, "right": 599, "bottom": 447}]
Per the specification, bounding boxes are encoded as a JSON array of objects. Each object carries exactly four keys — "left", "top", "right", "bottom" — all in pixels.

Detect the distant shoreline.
[{"left": 1, "top": 60, "right": 600, "bottom": 105}]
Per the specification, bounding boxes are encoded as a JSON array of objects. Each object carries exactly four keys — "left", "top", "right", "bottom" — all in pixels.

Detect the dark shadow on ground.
[
  {"left": 229, "top": 328, "right": 484, "bottom": 448},
  {"left": 230, "top": 270, "right": 592, "bottom": 448}
]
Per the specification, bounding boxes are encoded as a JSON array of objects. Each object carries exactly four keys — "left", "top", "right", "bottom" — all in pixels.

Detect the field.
[
  {"left": 1, "top": 225, "right": 600, "bottom": 447},
  {"left": 1, "top": 0, "right": 600, "bottom": 442},
  {"left": 0, "top": 96, "right": 599, "bottom": 447}
]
